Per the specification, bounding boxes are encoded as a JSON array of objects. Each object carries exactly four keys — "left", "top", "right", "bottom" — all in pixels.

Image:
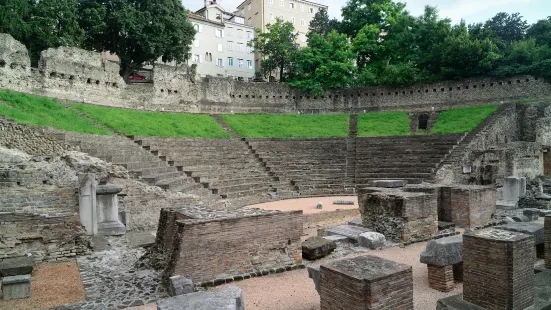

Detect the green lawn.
[
  {"left": 221, "top": 114, "right": 350, "bottom": 138},
  {"left": 431, "top": 105, "right": 499, "bottom": 134},
  {"left": 357, "top": 112, "right": 410, "bottom": 137},
  {"left": 73, "top": 104, "right": 230, "bottom": 138},
  {"left": 0, "top": 90, "right": 109, "bottom": 135}
]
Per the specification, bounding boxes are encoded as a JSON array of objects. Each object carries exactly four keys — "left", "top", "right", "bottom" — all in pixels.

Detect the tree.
[
  {"left": 79, "top": 0, "right": 196, "bottom": 81},
  {"left": 340, "top": 0, "right": 406, "bottom": 38},
  {"left": 307, "top": 8, "right": 330, "bottom": 40},
  {"left": 249, "top": 18, "right": 297, "bottom": 82},
  {"left": 0, "top": 0, "right": 32, "bottom": 44},
  {"left": 484, "top": 12, "right": 528, "bottom": 44},
  {"left": 288, "top": 31, "right": 356, "bottom": 94},
  {"left": 527, "top": 17, "right": 551, "bottom": 47}
]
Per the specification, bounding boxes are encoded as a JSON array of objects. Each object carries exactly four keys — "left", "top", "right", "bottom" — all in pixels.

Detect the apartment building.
[
  {"left": 236, "top": 0, "right": 328, "bottom": 75},
  {"left": 188, "top": 0, "right": 255, "bottom": 80}
]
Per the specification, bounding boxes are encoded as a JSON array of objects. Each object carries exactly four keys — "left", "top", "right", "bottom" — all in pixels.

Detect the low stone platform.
[
  {"left": 0, "top": 256, "right": 34, "bottom": 276},
  {"left": 325, "top": 224, "right": 372, "bottom": 241},
  {"left": 437, "top": 269, "right": 551, "bottom": 310},
  {"left": 1, "top": 274, "right": 31, "bottom": 300},
  {"left": 496, "top": 222, "right": 545, "bottom": 258},
  {"left": 157, "top": 285, "right": 244, "bottom": 310},
  {"left": 302, "top": 237, "right": 337, "bottom": 260}
]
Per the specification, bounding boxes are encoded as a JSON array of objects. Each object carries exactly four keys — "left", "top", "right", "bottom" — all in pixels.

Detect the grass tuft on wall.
[
  {"left": 431, "top": 105, "right": 499, "bottom": 134},
  {"left": 357, "top": 112, "right": 411, "bottom": 137}
]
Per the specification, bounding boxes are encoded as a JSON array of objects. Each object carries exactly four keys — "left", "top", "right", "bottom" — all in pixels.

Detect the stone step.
[
  {"left": 207, "top": 176, "right": 274, "bottom": 188},
  {"left": 113, "top": 161, "right": 167, "bottom": 170},
  {"left": 142, "top": 171, "right": 185, "bottom": 185},
  {"left": 156, "top": 175, "right": 197, "bottom": 188},
  {"left": 213, "top": 182, "right": 271, "bottom": 195},
  {"left": 164, "top": 182, "right": 206, "bottom": 193},
  {"left": 133, "top": 166, "right": 177, "bottom": 177},
  {"left": 220, "top": 187, "right": 271, "bottom": 199}
]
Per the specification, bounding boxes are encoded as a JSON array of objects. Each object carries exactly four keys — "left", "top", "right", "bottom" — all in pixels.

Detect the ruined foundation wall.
[
  {"left": 2, "top": 34, "right": 551, "bottom": 114},
  {"left": 167, "top": 211, "right": 303, "bottom": 283}
]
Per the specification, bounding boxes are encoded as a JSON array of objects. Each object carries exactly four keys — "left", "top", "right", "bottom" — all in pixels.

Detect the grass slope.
[
  {"left": 0, "top": 90, "right": 109, "bottom": 135},
  {"left": 357, "top": 112, "right": 410, "bottom": 137},
  {"left": 431, "top": 105, "right": 499, "bottom": 134},
  {"left": 73, "top": 104, "right": 230, "bottom": 138},
  {"left": 221, "top": 114, "right": 350, "bottom": 138}
]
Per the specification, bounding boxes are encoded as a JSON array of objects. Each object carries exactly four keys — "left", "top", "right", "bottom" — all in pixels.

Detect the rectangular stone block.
[
  {"left": 448, "top": 186, "right": 496, "bottom": 228},
  {"left": 463, "top": 228, "right": 535, "bottom": 310},
  {"left": 319, "top": 255, "right": 413, "bottom": 310},
  {"left": 546, "top": 216, "right": 551, "bottom": 269},
  {"left": 1, "top": 274, "right": 31, "bottom": 300}
]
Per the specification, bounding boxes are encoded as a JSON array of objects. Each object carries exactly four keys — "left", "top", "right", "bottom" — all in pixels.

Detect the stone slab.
[
  {"left": 302, "top": 237, "right": 337, "bottom": 260},
  {"left": 333, "top": 200, "right": 355, "bottom": 205},
  {"left": 96, "top": 184, "right": 124, "bottom": 195},
  {"left": 438, "top": 221, "right": 456, "bottom": 230},
  {"left": 326, "top": 225, "right": 372, "bottom": 241},
  {"left": 358, "top": 232, "right": 386, "bottom": 250},
  {"left": 513, "top": 215, "right": 531, "bottom": 222},
  {"left": 157, "top": 285, "right": 244, "bottom": 310},
  {"left": 420, "top": 235, "right": 463, "bottom": 266},
  {"left": 322, "top": 235, "right": 349, "bottom": 243},
  {"left": 496, "top": 200, "right": 517, "bottom": 210},
  {"left": 98, "top": 221, "right": 126, "bottom": 236},
  {"left": 347, "top": 218, "right": 363, "bottom": 227},
  {"left": 368, "top": 179, "right": 407, "bottom": 188},
  {"left": 307, "top": 265, "right": 320, "bottom": 293},
  {"left": 169, "top": 275, "right": 193, "bottom": 296},
  {"left": 321, "top": 255, "right": 411, "bottom": 282},
  {"left": 0, "top": 256, "right": 34, "bottom": 276},
  {"left": 1, "top": 274, "right": 31, "bottom": 300},
  {"left": 126, "top": 231, "right": 156, "bottom": 248},
  {"left": 540, "top": 210, "right": 551, "bottom": 216},
  {"left": 496, "top": 222, "right": 545, "bottom": 245}
]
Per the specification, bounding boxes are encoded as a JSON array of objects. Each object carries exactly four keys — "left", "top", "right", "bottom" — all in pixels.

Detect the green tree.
[
  {"left": 527, "top": 17, "right": 551, "bottom": 46},
  {"left": 288, "top": 31, "right": 356, "bottom": 94},
  {"left": 249, "top": 18, "right": 297, "bottom": 82},
  {"left": 0, "top": 0, "right": 32, "bottom": 43},
  {"left": 78, "top": 0, "right": 195, "bottom": 81},
  {"left": 483, "top": 12, "right": 528, "bottom": 44},
  {"left": 340, "top": 0, "right": 406, "bottom": 38},
  {"left": 307, "top": 8, "right": 330, "bottom": 40}
]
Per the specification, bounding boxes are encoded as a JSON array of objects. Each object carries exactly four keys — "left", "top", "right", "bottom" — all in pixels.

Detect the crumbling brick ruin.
[{"left": 156, "top": 207, "right": 303, "bottom": 284}]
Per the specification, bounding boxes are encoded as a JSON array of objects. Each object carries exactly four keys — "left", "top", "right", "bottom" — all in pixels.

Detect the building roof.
[{"left": 237, "top": 0, "right": 328, "bottom": 10}]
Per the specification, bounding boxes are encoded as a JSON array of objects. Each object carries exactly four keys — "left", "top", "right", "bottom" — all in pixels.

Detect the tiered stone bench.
[
  {"left": 355, "top": 134, "right": 464, "bottom": 185},
  {"left": 136, "top": 137, "right": 296, "bottom": 205}
]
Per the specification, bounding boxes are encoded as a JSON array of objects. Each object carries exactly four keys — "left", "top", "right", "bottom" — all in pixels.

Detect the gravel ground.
[
  {"left": 218, "top": 240, "right": 463, "bottom": 310},
  {"left": 246, "top": 196, "right": 358, "bottom": 214},
  {"left": 0, "top": 261, "right": 85, "bottom": 310}
]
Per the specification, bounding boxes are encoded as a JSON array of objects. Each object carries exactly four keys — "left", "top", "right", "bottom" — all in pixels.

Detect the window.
[
  {"left": 237, "top": 29, "right": 243, "bottom": 38},
  {"left": 227, "top": 27, "right": 233, "bottom": 36},
  {"left": 193, "top": 39, "right": 199, "bottom": 47},
  {"left": 217, "top": 43, "right": 223, "bottom": 52},
  {"left": 216, "top": 58, "right": 223, "bottom": 66},
  {"left": 246, "top": 45, "right": 252, "bottom": 53},
  {"left": 215, "top": 29, "right": 223, "bottom": 37},
  {"left": 269, "top": 13, "right": 274, "bottom": 20},
  {"left": 228, "top": 57, "right": 234, "bottom": 67},
  {"left": 227, "top": 41, "right": 234, "bottom": 50},
  {"left": 248, "top": 17, "right": 251, "bottom": 25},
  {"left": 247, "top": 31, "right": 253, "bottom": 39},
  {"left": 194, "top": 24, "right": 199, "bottom": 32},
  {"left": 291, "top": 17, "right": 295, "bottom": 24},
  {"left": 205, "top": 53, "right": 212, "bottom": 62},
  {"left": 247, "top": 2, "right": 251, "bottom": 10},
  {"left": 247, "top": 60, "right": 253, "bottom": 69},
  {"left": 309, "top": 7, "right": 314, "bottom": 13},
  {"left": 300, "top": 19, "right": 305, "bottom": 26},
  {"left": 192, "top": 54, "right": 200, "bottom": 62},
  {"left": 279, "top": 0, "right": 284, "bottom": 7},
  {"left": 241, "top": 9, "right": 244, "bottom": 16},
  {"left": 238, "top": 59, "right": 244, "bottom": 68},
  {"left": 269, "top": 0, "right": 273, "bottom": 3},
  {"left": 238, "top": 43, "right": 244, "bottom": 52},
  {"left": 289, "top": 2, "right": 294, "bottom": 9},
  {"left": 300, "top": 4, "right": 304, "bottom": 12}
]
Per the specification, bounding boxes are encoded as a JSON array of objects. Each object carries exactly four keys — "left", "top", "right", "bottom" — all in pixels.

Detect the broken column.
[
  {"left": 96, "top": 184, "right": 125, "bottom": 235},
  {"left": 420, "top": 235, "right": 463, "bottom": 292},
  {"left": 319, "top": 255, "right": 413, "bottom": 310},
  {"left": 78, "top": 173, "right": 97, "bottom": 235},
  {"left": 463, "top": 228, "right": 534, "bottom": 310},
  {"left": 546, "top": 215, "right": 551, "bottom": 269}
]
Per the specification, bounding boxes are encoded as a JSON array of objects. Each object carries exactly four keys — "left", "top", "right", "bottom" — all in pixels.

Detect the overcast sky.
[{"left": 183, "top": 0, "right": 550, "bottom": 25}]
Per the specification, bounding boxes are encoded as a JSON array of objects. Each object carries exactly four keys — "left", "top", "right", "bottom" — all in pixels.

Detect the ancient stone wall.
[
  {"left": 166, "top": 211, "right": 303, "bottom": 283},
  {"left": 2, "top": 34, "right": 551, "bottom": 114}
]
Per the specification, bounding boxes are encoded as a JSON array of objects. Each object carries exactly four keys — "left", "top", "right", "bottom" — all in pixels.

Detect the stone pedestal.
[
  {"left": 496, "top": 222, "right": 545, "bottom": 259},
  {"left": 1, "top": 274, "right": 31, "bottom": 300},
  {"left": 78, "top": 173, "right": 97, "bottom": 235},
  {"left": 503, "top": 176, "right": 526, "bottom": 201},
  {"left": 319, "top": 255, "right": 413, "bottom": 310},
  {"left": 428, "top": 265, "right": 455, "bottom": 292},
  {"left": 546, "top": 215, "right": 551, "bottom": 269},
  {"left": 463, "top": 228, "right": 535, "bottom": 310},
  {"left": 96, "top": 184, "right": 125, "bottom": 236}
]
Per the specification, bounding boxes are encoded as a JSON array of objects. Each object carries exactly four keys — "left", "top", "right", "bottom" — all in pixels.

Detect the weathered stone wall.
[
  {"left": 0, "top": 212, "right": 86, "bottom": 262},
  {"left": 2, "top": 34, "right": 551, "bottom": 114},
  {"left": 166, "top": 211, "right": 303, "bottom": 283},
  {"left": 447, "top": 186, "right": 496, "bottom": 228}
]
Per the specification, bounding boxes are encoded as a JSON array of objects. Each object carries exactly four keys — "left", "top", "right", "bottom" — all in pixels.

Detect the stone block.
[
  {"left": 438, "top": 221, "right": 455, "bottom": 231},
  {"left": 325, "top": 225, "right": 372, "bottom": 241},
  {"left": 320, "top": 255, "right": 413, "bottom": 310},
  {"left": 1, "top": 274, "right": 31, "bottom": 300},
  {"left": 157, "top": 285, "right": 244, "bottom": 310},
  {"left": 368, "top": 179, "right": 407, "bottom": 188},
  {"left": 523, "top": 208, "right": 540, "bottom": 221},
  {"left": 322, "top": 235, "right": 349, "bottom": 243},
  {"left": 463, "top": 228, "right": 535, "bottom": 310},
  {"left": 333, "top": 200, "right": 354, "bottom": 205},
  {"left": 540, "top": 210, "right": 551, "bottom": 217},
  {"left": 347, "top": 217, "right": 363, "bottom": 227},
  {"left": 497, "top": 199, "right": 518, "bottom": 210},
  {"left": 307, "top": 265, "right": 320, "bottom": 293},
  {"left": 503, "top": 176, "right": 526, "bottom": 202},
  {"left": 0, "top": 256, "right": 34, "bottom": 276},
  {"left": 302, "top": 237, "right": 336, "bottom": 260},
  {"left": 420, "top": 235, "right": 463, "bottom": 266},
  {"left": 428, "top": 265, "right": 455, "bottom": 292},
  {"left": 546, "top": 216, "right": 551, "bottom": 269},
  {"left": 513, "top": 215, "right": 531, "bottom": 222},
  {"left": 169, "top": 275, "right": 194, "bottom": 296},
  {"left": 358, "top": 232, "right": 385, "bottom": 250},
  {"left": 496, "top": 222, "right": 544, "bottom": 245}
]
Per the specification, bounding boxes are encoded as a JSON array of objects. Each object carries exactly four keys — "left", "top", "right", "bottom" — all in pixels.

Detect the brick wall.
[
  {"left": 154, "top": 208, "right": 195, "bottom": 252},
  {"left": 166, "top": 211, "right": 303, "bottom": 283},
  {"left": 448, "top": 186, "right": 496, "bottom": 228},
  {"left": 0, "top": 212, "right": 87, "bottom": 262},
  {"left": 463, "top": 229, "right": 534, "bottom": 310}
]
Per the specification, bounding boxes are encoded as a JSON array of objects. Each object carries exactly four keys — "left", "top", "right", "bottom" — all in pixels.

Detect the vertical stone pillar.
[
  {"left": 463, "top": 228, "right": 534, "bottom": 310},
  {"left": 427, "top": 265, "right": 455, "bottom": 292},
  {"left": 96, "top": 184, "right": 125, "bottom": 235},
  {"left": 78, "top": 173, "right": 97, "bottom": 235},
  {"left": 546, "top": 215, "right": 551, "bottom": 269},
  {"left": 319, "top": 255, "right": 413, "bottom": 310}
]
